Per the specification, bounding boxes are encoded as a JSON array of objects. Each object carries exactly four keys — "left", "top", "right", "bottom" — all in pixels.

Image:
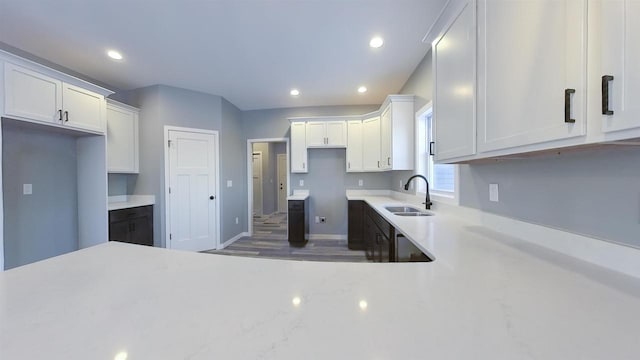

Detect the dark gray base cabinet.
[
  {"left": 347, "top": 200, "right": 365, "bottom": 250},
  {"left": 109, "top": 205, "right": 153, "bottom": 246},
  {"left": 288, "top": 199, "right": 308, "bottom": 246}
]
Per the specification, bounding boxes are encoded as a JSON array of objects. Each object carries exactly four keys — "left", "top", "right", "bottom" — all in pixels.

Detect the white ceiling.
[{"left": 0, "top": 0, "right": 447, "bottom": 110}]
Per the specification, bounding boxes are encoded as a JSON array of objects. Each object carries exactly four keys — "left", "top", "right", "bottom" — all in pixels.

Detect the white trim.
[
  {"left": 246, "top": 138, "right": 290, "bottom": 237},
  {"left": 307, "top": 234, "right": 348, "bottom": 241},
  {"left": 437, "top": 202, "right": 640, "bottom": 279},
  {"left": 421, "top": 0, "right": 454, "bottom": 44},
  {"left": 276, "top": 153, "right": 288, "bottom": 213},
  {"left": 251, "top": 150, "right": 263, "bottom": 216},
  {"left": 221, "top": 232, "right": 249, "bottom": 249},
  {"left": 0, "top": 119, "right": 4, "bottom": 271},
  {"left": 164, "top": 126, "right": 221, "bottom": 250}
]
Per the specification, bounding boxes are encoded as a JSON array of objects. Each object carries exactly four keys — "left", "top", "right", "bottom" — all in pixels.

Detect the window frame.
[{"left": 414, "top": 101, "right": 460, "bottom": 205}]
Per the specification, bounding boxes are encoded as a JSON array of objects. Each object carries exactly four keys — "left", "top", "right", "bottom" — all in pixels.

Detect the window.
[{"left": 415, "top": 102, "right": 458, "bottom": 204}]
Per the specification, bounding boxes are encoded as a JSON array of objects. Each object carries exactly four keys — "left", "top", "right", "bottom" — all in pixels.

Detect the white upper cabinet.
[
  {"left": 63, "top": 83, "right": 104, "bottom": 133},
  {"left": 379, "top": 95, "right": 415, "bottom": 170},
  {"left": 362, "top": 116, "right": 381, "bottom": 171},
  {"left": 477, "top": 0, "right": 587, "bottom": 153},
  {"left": 107, "top": 100, "right": 139, "bottom": 173},
  {"left": 346, "top": 120, "right": 363, "bottom": 172},
  {"left": 306, "top": 120, "right": 346, "bottom": 147},
  {"left": 3, "top": 60, "right": 108, "bottom": 134},
  {"left": 593, "top": 0, "right": 640, "bottom": 135},
  {"left": 433, "top": 0, "right": 476, "bottom": 162},
  {"left": 4, "top": 62, "right": 62, "bottom": 124},
  {"left": 290, "top": 121, "right": 308, "bottom": 173}
]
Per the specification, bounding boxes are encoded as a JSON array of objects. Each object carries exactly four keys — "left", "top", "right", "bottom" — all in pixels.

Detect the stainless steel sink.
[
  {"left": 393, "top": 212, "right": 432, "bottom": 217},
  {"left": 385, "top": 206, "right": 422, "bottom": 213}
]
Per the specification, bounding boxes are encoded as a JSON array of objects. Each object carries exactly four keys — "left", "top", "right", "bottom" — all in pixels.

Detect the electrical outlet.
[
  {"left": 235, "top": 217, "right": 239, "bottom": 225},
  {"left": 358, "top": 179, "right": 363, "bottom": 186},
  {"left": 227, "top": 180, "right": 233, "bottom": 187},
  {"left": 489, "top": 184, "right": 499, "bottom": 202},
  {"left": 320, "top": 217, "right": 326, "bottom": 223},
  {"left": 23, "top": 184, "right": 32, "bottom": 195},
  {"left": 315, "top": 216, "right": 320, "bottom": 224},
  {"left": 299, "top": 179, "right": 304, "bottom": 187}
]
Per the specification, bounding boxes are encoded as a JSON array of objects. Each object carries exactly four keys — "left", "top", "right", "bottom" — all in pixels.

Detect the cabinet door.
[
  {"left": 477, "top": 0, "right": 587, "bottom": 152},
  {"left": 4, "top": 62, "right": 62, "bottom": 124},
  {"left": 62, "top": 83, "right": 105, "bottom": 133},
  {"left": 109, "top": 219, "right": 131, "bottom": 243},
  {"left": 346, "top": 120, "right": 363, "bottom": 172},
  {"left": 348, "top": 200, "right": 365, "bottom": 250},
  {"left": 107, "top": 102, "right": 139, "bottom": 173},
  {"left": 305, "top": 121, "right": 326, "bottom": 147},
  {"left": 131, "top": 216, "right": 153, "bottom": 246},
  {"left": 362, "top": 116, "right": 381, "bottom": 171},
  {"left": 379, "top": 105, "right": 392, "bottom": 170},
  {"left": 598, "top": 0, "right": 640, "bottom": 133},
  {"left": 433, "top": 0, "right": 476, "bottom": 161},
  {"left": 326, "top": 121, "right": 347, "bottom": 147},
  {"left": 290, "top": 122, "right": 308, "bottom": 173}
]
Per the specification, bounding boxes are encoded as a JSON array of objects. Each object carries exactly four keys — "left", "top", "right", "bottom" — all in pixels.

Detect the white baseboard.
[
  {"left": 220, "top": 232, "right": 248, "bottom": 249},
  {"left": 439, "top": 202, "right": 640, "bottom": 279},
  {"left": 307, "top": 234, "right": 347, "bottom": 241}
]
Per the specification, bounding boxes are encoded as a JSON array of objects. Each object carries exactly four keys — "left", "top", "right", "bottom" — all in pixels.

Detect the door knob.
[{"left": 209, "top": 196, "right": 215, "bottom": 200}]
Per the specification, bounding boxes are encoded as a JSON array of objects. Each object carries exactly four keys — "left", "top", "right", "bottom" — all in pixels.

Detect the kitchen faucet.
[{"left": 404, "top": 175, "right": 432, "bottom": 210}]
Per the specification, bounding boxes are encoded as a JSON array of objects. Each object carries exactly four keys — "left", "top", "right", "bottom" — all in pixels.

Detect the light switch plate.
[
  {"left": 358, "top": 179, "right": 363, "bottom": 186},
  {"left": 489, "top": 184, "right": 499, "bottom": 202},
  {"left": 23, "top": 184, "right": 32, "bottom": 195},
  {"left": 299, "top": 179, "right": 304, "bottom": 186},
  {"left": 227, "top": 180, "right": 233, "bottom": 187}
]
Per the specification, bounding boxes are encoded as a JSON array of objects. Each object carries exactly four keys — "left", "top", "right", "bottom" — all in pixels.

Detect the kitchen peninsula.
[{"left": 2, "top": 209, "right": 639, "bottom": 359}]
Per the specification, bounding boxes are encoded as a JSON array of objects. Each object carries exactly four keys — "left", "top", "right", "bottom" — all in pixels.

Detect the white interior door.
[
  {"left": 277, "top": 153, "right": 288, "bottom": 213},
  {"left": 168, "top": 130, "right": 217, "bottom": 252},
  {"left": 252, "top": 152, "right": 263, "bottom": 216}
]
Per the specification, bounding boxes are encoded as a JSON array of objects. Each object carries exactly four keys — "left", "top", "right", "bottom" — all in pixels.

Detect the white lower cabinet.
[
  {"left": 346, "top": 120, "right": 363, "bottom": 172},
  {"left": 107, "top": 100, "right": 139, "bottom": 173},
  {"left": 290, "top": 121, "right": 308, "bottom": 173},
  {"left": 362, "top": 116, "right": 381, "bottom": 171}
]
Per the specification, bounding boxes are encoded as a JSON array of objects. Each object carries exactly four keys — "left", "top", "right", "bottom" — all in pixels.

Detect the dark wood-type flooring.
[{"left": 204, "top": 212, "right": 368, "bottom": 262}]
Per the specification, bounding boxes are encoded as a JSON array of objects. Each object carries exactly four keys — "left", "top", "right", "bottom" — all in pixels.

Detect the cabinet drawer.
[
  {"left": 109, "top": 205, "right": 152, "bottom": 223},
  {"left": 288, "top": 200, "right": 304, "bottom": 211}
]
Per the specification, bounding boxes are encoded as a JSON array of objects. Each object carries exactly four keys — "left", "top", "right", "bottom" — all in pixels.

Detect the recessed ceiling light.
[
  {"left": 358, "top": 86, "right": 367, "bottom": 93},
  {"left": 107, "top": 50, "right": 123, "bottom": 60},
  {"left": 290, "top": 89, "right": 300, "bottom": 96},
  {"left": 369, "top": 37, "right": 384, "bottom": 48}
]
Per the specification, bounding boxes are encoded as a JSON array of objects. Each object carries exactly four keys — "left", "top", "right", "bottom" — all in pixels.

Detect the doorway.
[
  {"left": 164, "top": 126, "right": 220, "bottom": 251},
  {"left": 247, "top": 138, "right": 289, "bottom": 238}
]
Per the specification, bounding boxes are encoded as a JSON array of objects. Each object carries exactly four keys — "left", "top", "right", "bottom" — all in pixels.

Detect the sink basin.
[
  {"left": 393, "top": 212, "right": 433, "bottom": 217},
  {"left": 385, "top": 206, "right": 423, "bottom": 213}
]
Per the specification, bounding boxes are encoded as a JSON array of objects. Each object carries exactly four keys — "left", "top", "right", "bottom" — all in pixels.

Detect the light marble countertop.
[
  {"left": 287, "top": 190, "right": 309, "bottom": 201},
  {"left": 108, "top": 195, "right": 155, "bottom": 211},
  {"left": 2, "top": 206, "right": 640, "bottom": 358}
]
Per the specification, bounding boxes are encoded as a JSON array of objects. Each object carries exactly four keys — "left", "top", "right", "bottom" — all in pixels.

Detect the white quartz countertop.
[
  {"left": 2, "top": 214, "right": 640, "bottom": 358},
  {"left": 287, "top": 190, "right": 309, "bottom": 201},
  {"left": 108, "top": 195, "right": 155, "bottom": 211}
]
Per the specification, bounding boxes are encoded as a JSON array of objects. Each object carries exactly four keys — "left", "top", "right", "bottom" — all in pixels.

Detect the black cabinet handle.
[
  {"left": 429, "top": 142, "right": 435, "bottom": 156},
  {"left": 58, "top": 109, "right": 62, "bottom": 121},
  {"left": 564, "top": 89, "right": 576, "bottom": 123},
  {"left": 602, "top": 75, "right": 614, "bottom": 115},
  {"left": 64, "top": 111, "right": 69, "bottom": 122},
  {"left": 387, "top": 157, "right": 390, "bottom": 166}
]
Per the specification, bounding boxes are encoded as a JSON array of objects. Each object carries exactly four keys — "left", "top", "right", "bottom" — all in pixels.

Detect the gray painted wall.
[
  {"left": 220, "top": 98, "right": 247, "bottom": 242},
  {"left": 242, "top": 104, "right": 389, "bottom": 235},
  {"left": 2, "top": 123, "right": 78, "bottom": 269}
]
